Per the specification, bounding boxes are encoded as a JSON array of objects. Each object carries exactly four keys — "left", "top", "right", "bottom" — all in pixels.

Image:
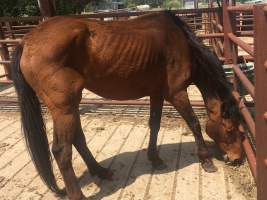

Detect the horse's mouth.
[{"left": 223, "top": 154, "right": 243, "bottom": 166}]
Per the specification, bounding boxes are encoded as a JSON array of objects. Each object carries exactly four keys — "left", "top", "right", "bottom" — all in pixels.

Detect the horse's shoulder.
[{"left": 23, "top": 16, "right": 89, "bottom": 42}]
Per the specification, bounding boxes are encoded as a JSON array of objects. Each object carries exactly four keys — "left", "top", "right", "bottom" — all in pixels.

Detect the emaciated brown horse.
[{"left": 11, "top": 11, "right": 244, "bottom": 200}]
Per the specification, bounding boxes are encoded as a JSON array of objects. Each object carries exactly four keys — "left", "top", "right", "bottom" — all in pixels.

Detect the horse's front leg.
[
  {"left": 168, "top": 90, "right": 218, "bottom": 173},
  {"left": 147, "top": 96, "right": 166, "bottom": 169}
]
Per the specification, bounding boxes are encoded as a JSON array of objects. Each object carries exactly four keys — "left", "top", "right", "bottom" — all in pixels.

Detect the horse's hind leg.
[
  {"left": 40, "top": 68, "right": 86, "bottom": 199},
  {"left": 147, "top": 96, "right": 167, "bottom": 169},
  {"left": 73, "top": 125, "right": 113, "bottom": 180},
  {"left": 168, "top": 90, "right": 218, "bottom": 172},
  {"left": 51, "top": 108, "right": 85, "bottom": 200}
]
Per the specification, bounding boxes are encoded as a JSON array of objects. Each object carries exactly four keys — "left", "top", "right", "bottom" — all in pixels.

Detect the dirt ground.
[
  {"left": 0, "top": 105, "right": 256, "bottom": 200},
  {"left": 225, "top": 163, "right": 256, "bottom": 200},
  {"left": 0, "top": 82, "right": 257, "bottom": 200},
  {"left": 0, "top": 24, "right": 256, "bottom": 200}
]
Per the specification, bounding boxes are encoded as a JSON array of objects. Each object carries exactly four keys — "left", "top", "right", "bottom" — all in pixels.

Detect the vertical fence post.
[
  {"left": 254, "top": 4, "right": 267, "bottom": 200},
  {"left": 222, "top": 0, "right": 231, "bottom": 63},
  {"left": 37, "top": 0, "right": 56, "bottom": 18},
  {"left": 222, "top": 0, "right": 239, "bottom": 90},
  {"left": 5, "top": 22, "right": 14, "bottom": 39},
  {"left": 194, "top": 0, "right": 198, "bottom": 9},
  {"left": 222, "top": 0, "right": 237, "bottom": 64},
  {"left": 0, "top": 24, "right": 11, "bottom": 79}
]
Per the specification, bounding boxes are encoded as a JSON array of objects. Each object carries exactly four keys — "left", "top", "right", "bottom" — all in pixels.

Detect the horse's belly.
[{"left": 84, "top": 77, "right": 159, "bottom": 100}]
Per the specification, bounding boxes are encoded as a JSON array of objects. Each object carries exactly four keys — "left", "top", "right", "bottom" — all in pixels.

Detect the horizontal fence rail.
[
  {"left": 223, "top": 0, "right": 257, "bottom": 179},
  {"left": 223, "top": 1, "right": 267, "bottom": 199},
  {"left": 0, "top": 4, "right": 267, "bottom": 199}
]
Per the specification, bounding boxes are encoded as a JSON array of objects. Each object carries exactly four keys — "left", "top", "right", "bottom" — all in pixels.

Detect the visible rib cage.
[{"left": 90, "top": 28, "right": 164, "bottom": 78}]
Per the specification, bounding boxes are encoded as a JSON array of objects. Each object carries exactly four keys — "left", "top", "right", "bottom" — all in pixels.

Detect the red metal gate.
[{"left": 0, "top": 5, "right": 266, "bottom": 199}]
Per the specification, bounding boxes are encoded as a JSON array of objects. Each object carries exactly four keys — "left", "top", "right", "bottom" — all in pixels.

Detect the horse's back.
[
  {"left": 20, "top": 12, "right": 191, "bottom": 101},
  {"left": 84, "top": 14, "right": 174, "bottom": 99}
]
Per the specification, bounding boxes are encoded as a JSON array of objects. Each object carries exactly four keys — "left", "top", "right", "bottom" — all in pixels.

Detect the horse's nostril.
[
  {"left": 223, "top": 155, "right": 242, "bottom": 166},
  {"left": 231, "top": 159, "right": 242, "bottom": 166}
]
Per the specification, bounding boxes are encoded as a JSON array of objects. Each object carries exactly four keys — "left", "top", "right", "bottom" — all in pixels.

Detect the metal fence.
[
  {"left": 220, "top": 1, "right": 267, "bottom": 199},
  {"left": 0, "top": 5, "right": 266, "bottom": 199}
]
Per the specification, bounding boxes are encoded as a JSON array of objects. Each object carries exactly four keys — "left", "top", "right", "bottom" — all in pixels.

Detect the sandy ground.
[
  {"left": 0, "top": 92, "right": 256, "bottom": 200},
  {"left": 0, "top": 20, "right": 256, "bottom": 199},
  {"left": 0, "top": 57, "right": 256, "bottom": 199}
]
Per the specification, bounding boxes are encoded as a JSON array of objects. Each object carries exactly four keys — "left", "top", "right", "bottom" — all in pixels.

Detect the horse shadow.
[
  {"left": 77, "top": 141, "right": 222, "bottom": 200},
  {"left": 0, "top": 83, "right": 13, "bottom": 92}
]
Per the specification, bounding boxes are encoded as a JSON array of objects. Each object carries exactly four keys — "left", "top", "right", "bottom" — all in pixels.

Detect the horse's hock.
[{"left": 0, "top": 2, "right": 266, "bottom": 200}]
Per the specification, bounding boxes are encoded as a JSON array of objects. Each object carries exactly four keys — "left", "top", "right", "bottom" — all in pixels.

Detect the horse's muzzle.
[{"left": 223, "top": 154, "right": 243, "bottom": 166}]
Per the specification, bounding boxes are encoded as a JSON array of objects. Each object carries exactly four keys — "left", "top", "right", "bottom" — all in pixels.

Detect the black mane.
[{"left": 165, "top": 11, "right": 241, "bottom": 121}]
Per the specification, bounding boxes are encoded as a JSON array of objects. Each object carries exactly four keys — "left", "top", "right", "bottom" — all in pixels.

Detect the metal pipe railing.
[
  {"left": 242, "top": 133, "right": 257, "bottom": 178},
  {"left": 0, "top": 5, "right": 265, "bottom": 191},
  {"left": 0, "top": 39, "right": 21, "bottom": 43},
  {"left": 227, "top": 32, "right": 254, "bottom": 56},
  {"left": 227, "top": 4, "right": 254, "bottom": 12},
  {"left": 231, "top": 64, "right": 255, "bottom": 98},
  {"left": 239, "top": 99, "right": 256, "bottom": 139}
]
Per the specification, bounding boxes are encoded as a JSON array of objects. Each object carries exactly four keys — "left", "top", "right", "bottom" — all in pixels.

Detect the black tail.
[
  {"left": 10, "top": 44, "right": 65, "bottom": 196},
  {"left": 166, "top": 11, "right": 241, "bottom": 121}
]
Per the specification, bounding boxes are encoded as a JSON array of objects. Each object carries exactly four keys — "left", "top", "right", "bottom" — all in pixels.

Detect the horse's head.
[{"left": 206, "top": 92, "right": 244, "bottom": 165}]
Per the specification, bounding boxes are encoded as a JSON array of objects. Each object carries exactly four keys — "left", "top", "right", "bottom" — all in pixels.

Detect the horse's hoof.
[
  {"left": 201, "top": 159, "right": 218, "bottom": 173},
  {"left": 151, "top": 158, "right": 168, "bottom": 170},
  {"left": 91, "top": 167, "right": 114, "bottom": 180}
]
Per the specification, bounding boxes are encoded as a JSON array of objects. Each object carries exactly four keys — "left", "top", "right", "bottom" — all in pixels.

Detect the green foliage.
[
  {"left": 123, "top": 0, "right": 164, "bottom": 8},
  {"left": 163, "top": 0, "right": 182, "bottom": 9},
  {"left": 84, "top": 2, "right": 97, "bottom": 12},
  {"left": 55, "top": 0, "right": 76, "bottom": 15},
  {"left": 84, "top": 0, "right": 107, "bottom": 12},
  {"left": 0, "top": 0, "right": 183, "bottom": 17},
  {"left": 56, "top": 0, "right": 92, "bottom": 14},
  {"left": 0, "top": 0, "right": 40, "bottom": 17},
  {"left": 123, "top": 0, "right": 137, "bottom": 8},
  {"left": 0, "top": 0, "right": 93, "bottom": 17}
]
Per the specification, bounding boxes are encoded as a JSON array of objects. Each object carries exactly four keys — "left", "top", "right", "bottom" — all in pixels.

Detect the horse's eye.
[{"left": 240, "top": 134, "right": 245, "bottom": 141}]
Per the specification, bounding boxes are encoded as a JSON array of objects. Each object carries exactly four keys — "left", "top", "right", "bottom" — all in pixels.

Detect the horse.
[{"left": 11, "top": 11, "right": 244, "bottom": 200}]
